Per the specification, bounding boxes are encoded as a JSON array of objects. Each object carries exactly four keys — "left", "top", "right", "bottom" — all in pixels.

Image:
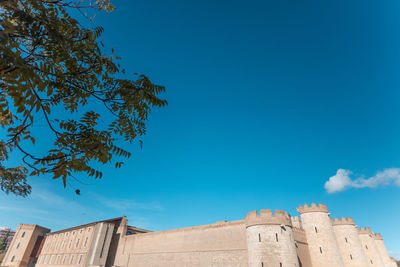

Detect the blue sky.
[{"left": 1, "top": 0, "right": 400, "bottom": 259}]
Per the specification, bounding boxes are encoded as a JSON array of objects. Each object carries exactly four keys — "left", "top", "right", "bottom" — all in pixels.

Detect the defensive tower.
[
  {"left": 297, "top": 203, "right": 344, "bottom": 267},
  {"left": 373, "top": 233, "right": 394, "bottom": 267},
  {"left": 331, "top": 217, "right": 369, "bottom": 267},
  {"left": 358, "top": 227, "right": 385, "bottom": 266},
  {"left": 245, "top": 209, "right": 298, "bottom": 267}
]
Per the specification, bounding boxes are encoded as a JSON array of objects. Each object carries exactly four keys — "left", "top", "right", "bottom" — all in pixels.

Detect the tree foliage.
[{"left": 0, "top": 0, "right": 167, "bottom": 196}]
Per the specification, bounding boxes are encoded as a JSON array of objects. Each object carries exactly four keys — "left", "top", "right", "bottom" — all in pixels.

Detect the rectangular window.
[
  {"left": 258, "top": 234, "right": 261, "bottom": 242},
  {"left": 370, "top": 260, "right": 373, "bottom": 264},
  {"left": 56, "top": 255, "right": 60, "bottom": 264},
  {"left": 345, "top": 237, "right": 348, "bottom": 243},
  {"left": 49, "top": 255, "right": 54, "bottom": 264},
  {"left": 68, "top": 240, "right": 72, "bottom": 249},
  {"left": 63, "top": 255, "right": 67, "bottom": 264},
  {"left": 76, "top": 239, "right": 80, "bottom": 248},
  {"left": 84, "top": 237, "right": 88, "bottom": 248},
  {"left": 320, "top": 247, "right": 323, "bottom": 254},
  {"left": 78, "top": 255, "right": 83, "bottom": 264},
  {"left": 16, "top": 243, "right": 20, "bottom": 249},
  {"left": 350, "top": 254, "right": 353, "bottom": 260},
  {"left": 44, "top": 255, "right": 49, "bottom": 264},
  {"left": 261, "top": 263, "right": 264, "bottom": 267},
  {"left": 366, "top": 245, "right": 368, "bottom": 250},
  {"left": 315, "top": 227, "right": 318, "bottom": 233},
  {"left": 276, "top": 233, "right": 278, "bottom": 242}
]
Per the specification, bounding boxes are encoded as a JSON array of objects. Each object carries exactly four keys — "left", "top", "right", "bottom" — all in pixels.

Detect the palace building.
[{"left": 1, "top": 203, "right": 397, "bottom": 267}]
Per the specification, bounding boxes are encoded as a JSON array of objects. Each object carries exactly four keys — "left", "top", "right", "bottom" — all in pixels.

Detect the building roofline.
[{"left": 46, "top": 217, "right": 124, "bottom": 235}]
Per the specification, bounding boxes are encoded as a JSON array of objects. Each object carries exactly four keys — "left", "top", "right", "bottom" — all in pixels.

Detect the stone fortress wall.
[{"left": 1, "top": 203, "right": 396, "bottom": 267}]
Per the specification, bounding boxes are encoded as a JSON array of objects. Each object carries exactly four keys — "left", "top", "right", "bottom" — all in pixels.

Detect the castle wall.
[
  {"left": 373, "top": 234, "right": 394, "bottom": 267},
  {"left": 245, "top": 210, "right": 299, "bottom": 267},
  {"left": 298, "top": 203, "right": 344, "bottom": 267},
  {"left": 358, "top": 228, "right": 385, "bottom": 266},
  {"left": 292, "top": 228, "right": 312, "bottom": 267},
  {"left": 114, "top": 220, "right": 248, "bottom": 267},
  {"left": 332, "top": 218, "right": 369, "bottom": 267}
]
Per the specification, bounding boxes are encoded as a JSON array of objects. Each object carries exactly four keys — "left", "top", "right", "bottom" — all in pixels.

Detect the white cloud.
[{"left": 325, "top": 168, "right": 400, "bottom": 194}]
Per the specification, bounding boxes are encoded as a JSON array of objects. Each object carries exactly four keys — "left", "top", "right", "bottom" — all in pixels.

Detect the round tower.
[
  {"left": 297, "top": 203, "right": 344, "bottom": 267},
  {"left": 245, "top": 209, "right": 299, "bottom": 267},
  {"left": 373, "top": 233, "right": 393, "bottom": 267},
  {"left": 331, "top": 217, "right": 369, "bottom": 267},
  {"left": 358, "top": 227, "right": 385, "bottom": 266}
]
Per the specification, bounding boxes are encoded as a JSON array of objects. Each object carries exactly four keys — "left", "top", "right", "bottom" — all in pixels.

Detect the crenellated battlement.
[
  {"left": 297, "top": 203, "right": 328, "bottom": 214},
  {"left": 331, "top": 216, "right": 355, "bottom": 226},
  {"left": 358, "top": 226, "right": 373, "bottom": 235},
  {"left": 373, "top": 233, "right": 383, "bottom": 240},
  {"left": 245, "top": 209, "right": 292, "bottom": 227}
]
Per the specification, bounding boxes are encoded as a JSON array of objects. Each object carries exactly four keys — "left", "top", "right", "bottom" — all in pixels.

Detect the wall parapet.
[
  {"left": 297, "top": 203, "right": 328, "bottom": 214},
  {"left": 331, "top": 217, "right": 355, "bottom": 226},
  {"left": 358, "top": 227, "right": 373, "bottom": 235},
  {"left": 245, "top": 209, "right": 292, "bottom": 227},
  {"left": 373, "top": 233, "right": 383, "bottom": 240}
]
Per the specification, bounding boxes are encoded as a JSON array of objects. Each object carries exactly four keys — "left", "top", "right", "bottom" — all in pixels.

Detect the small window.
[
  {"left": 70, "top": 255, "right": 75, "bottom": 264},
  {"left": 261, "top": 263, "right": 264, "bottom": 267},
  {"left": 366, "top": 245, "right": 368, "bottom": 250},
  {"left": 276, "top": 233, "right": 279, "bottom": 242},
  {"left": 280, "top": 263, "right": 282, "bottom": 267},
  {"left": 73, "top": 231, "right": 76, "bottom": 236},
  {"left": 44, "top": 255, "right": 49, "bottom": 264},
  {"left": 63, "top": 255, "right": 67, "bottom": 264},
  {"left": 21, "top": 232, "right": 25, "bottom": 238},
  {"left": 258, "top": 234, "right": 261, "bottom": 242},
  {"left": 66, "top": 233, "right": 69, "bottom": 237},
  {"left": 76, "top": 238, "right": 80, "bottom": 248},
  {"left": 11, "top": 256, "right": 15, "bottom": 262},
  {"left": 320, "top": 247, "right": 323, "bottom": 254},
  {"left": 68, "top": 240, "right": 72, "bottom": 248},
  {"left": 16, "top": 243, "right": 20, "bottom": 249},
  {"left": 350, "top": 254, "right": 353, "bottom": 260},
  {"left": 370, "top": 259, "right": 373, "bottom": 264},
  {"left": 78, "top": 254, "right": 83, "bottom": 264},
  {"left": 88, "top": 227, "right": 91, "bottom": 232},
  {"left": 56, "top": 255, "right": 60, "bottom": 264},
  {"left": 315, "top": 227, "right": 318, "bottom": 233},
  {"left": 345, "top": 237, "right": 348, "bottom": 243},
  {"left": 49, "top": 255, "right": 54, "bottom": 264}
]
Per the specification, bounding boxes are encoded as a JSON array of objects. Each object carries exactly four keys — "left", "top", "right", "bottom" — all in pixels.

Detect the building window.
[
  {"left": 62, "top": 240, "right": 66, "bottom": 249},
  {"left": 80, "top": 229, "right": 83, "bottom": 234},
  {"left": 350, "top": 254, "right": 353, "bottom": 260},
  {"left": 76, "top": 238, "right": 80, "bottom": 248},
  {"left": 16, "top": 243, "right": 20, "bottom": 249},
  {"left": 56, "top": 255, "right": 60, "bottom": 264},
  {"left": 315, "top": 227, "right": 318, "bottom": 233},
  {"left": 345, "top": 237, "right": 348, "bottom": 243},
  {"left": 280, "top": 263, "right": 282, "bottom": 267},
  {"left": 276, "top": 233, "right": 278, "bottom": 242},
  {"left": 258, "top": 234, "right": 261, "bottom": 242},
  {"left": 78, "top": 254, "right": 83, "bottom": 264},
  {"left": 88, "top": 227, "right": 91, "bottom": 232},
  {"left": 63, "top": 255, "right": 67, "bottom": 264},
  {"left": 370, "top": 259, "right": 373, "bottom": 264},
  {"left": 84, "top": 237, "right": 88, "bottom": 248},
  {"left": 21, "top": 232, "right": 25, "bottom": 238},
  {"left": 366, "top": 245, "right": 368, "bottom": 250},
  {"left": 320, "top": 247, "right": 323, "bottom": 254},
  {"left": 11, "top": 256, "right": 15, "bottom": 262},
  {"left": 261, "top": 263, "right": 264, "bottom": 267},
  {"left": 44, "top": 255, "right": 49, "bottom": 264},
  {"left": 68, "top": 240, "right": 72, "bottom": 248},
  {"left": 73, "top": 231, "right": 76, "bottom": 236}
]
